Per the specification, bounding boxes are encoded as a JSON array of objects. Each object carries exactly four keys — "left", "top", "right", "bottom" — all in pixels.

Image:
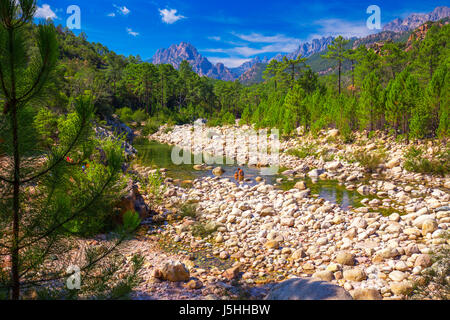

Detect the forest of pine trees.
[{"left": 18, "top": 19, "right": 450, "bottom": 141}]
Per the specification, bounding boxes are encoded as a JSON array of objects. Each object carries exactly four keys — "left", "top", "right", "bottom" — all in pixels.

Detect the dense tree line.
[{"left": 42, "top": 21, "right": 449, "bottom": 140}]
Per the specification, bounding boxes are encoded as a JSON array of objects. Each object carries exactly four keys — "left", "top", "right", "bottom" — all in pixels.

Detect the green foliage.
[
  {"left": 359, "top": 71, "right": 382, "bottom": 131},
  {"left": 322, "top": 36, "right": 351, "bottom": 94},
  {"left": 34, "top": 108, "right": 59, "bottom": 147},
  {"left": 221, "top": 112, "right": 235, "bottom": 125},
  {"left": 132, "top": 109, "right": 148, "bottom": 123},
  {"left": 286, "top": 144, "right": 318, "bottom": 159},
  {"left": 404, "top": 146, "right": 449, "bottom": 176},
  {"left": 137, "top": 169, "right": 166, "bottom": 204},
  {"left": 351, "top": 148, "right": 387, "bottom": 173},
  {"left": 411, "top": 232, "right": 450, "bottom": 300},
  {"left": 122, "top": 211, "right": 141, "bottom": 233},
  {"left": 191, "top": 222, "right": 218, "bottom": 239},
  {"left": 116, "top": 107, "right": 134, "bottom": 123},
  {"left": 141, "top": 119, "right": 161, "bottom": 136},
  {"left": 0, "top": 2, "right": 138, "bottom": 299},
  {"left": 178, "top": 203, "right": 198, "bottom": 219}
]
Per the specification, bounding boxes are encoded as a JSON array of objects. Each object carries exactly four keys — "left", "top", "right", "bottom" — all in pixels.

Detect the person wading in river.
[{"left": 234, "top": 168, "right": 245, "bottom": 181}]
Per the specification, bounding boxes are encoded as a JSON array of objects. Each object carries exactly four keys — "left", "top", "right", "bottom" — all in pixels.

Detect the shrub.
[
  {"left": 116, "top": 107, "right": 133, "bottom": 123},
  {"left": 141, "top": 119, "right": 161, "bottom": 136},
  {"left": 191, "top": 222, "right": 218, "bottom": 239},
  {"left": 411, "top": 232, "right": 450, "bottom": 300},
  {"left": 207, "top": 118, "right": 223, "bottom": 127},
  {"left": 138, "top": 170, "right": 166, "bottom": 204},
  {"left": 132, "top": 109, "right": 148, "bottom": 123},
  {"left": 404, "top": 146, "right": 449, "bottom": 176},
  {"left": 163, "top": 127, "right": 174, "bottom": 134},
  {"left": 286, "top": 144, "right": 317, "bottom": 159},
  {"left": 178, "top": 203, "right": 197, "bottom": 219},
  {"left": 222, "top": 112, "right": 235, "bottom": 125},
  {"left": 353, "top": 149, "right": 387, "bottom": 173}
]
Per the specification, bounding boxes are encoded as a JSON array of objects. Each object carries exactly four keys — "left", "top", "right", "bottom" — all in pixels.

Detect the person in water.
[{"left": 234, "top": 168, "right": 245, "bottom": 180}]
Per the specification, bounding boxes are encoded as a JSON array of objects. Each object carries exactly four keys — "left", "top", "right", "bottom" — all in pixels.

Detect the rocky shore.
[{"left": 129, "top": 123, "right": 449, "bottom": 300}]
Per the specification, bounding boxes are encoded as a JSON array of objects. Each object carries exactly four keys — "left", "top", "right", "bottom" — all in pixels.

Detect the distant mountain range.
[
  {"left": 230, "top": 56, "right": 269, "bottom": 78},
  {"left": 150, "top": 42, "right": 234, "bottom": 81},
  {"left": 149, "top": 6, "right": 449, "bottom": 83},
  {"left": 149, "top": 37, "right": 335, "bottom": 82},
  {"left": 383, "top": 6, "right": 449, "bottom": 32},
  {"left": 272, "top": 36, "right": 335, "bottom": 62}
]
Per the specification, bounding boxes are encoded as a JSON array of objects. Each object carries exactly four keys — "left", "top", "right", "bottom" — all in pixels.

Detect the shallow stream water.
[{"left": 134, "top": 138, "right": 368, "bottom": 210}]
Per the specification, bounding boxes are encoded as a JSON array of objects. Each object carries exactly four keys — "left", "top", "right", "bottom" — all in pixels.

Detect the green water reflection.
[{"left": 134, "top": 138, "right": 369, "bottom": 210}]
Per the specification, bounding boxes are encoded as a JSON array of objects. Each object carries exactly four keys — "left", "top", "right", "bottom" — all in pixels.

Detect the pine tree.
[
  {"left": 0, "top": 0, "right": 141, "bottom": 300},
  {"left": 322, "top": 36, "right": 350, "bottom": 94},
  {"left": 380, "top": 41, "right": 406, "bottom": 81},
  {"left": 283, "top": 84, "right": 306, "bottom": 132},
  {"left": 385, "top": 76, "right": 404, "bottom": 136},
  {"left": 425, "top": 65, "right": 449, "bottom": 137},
  {"left": 406, "top": 74, "right": 425, "bottom": 139},
  {"left": 359, "top": 71, "right": 382, "bottom": 132}
]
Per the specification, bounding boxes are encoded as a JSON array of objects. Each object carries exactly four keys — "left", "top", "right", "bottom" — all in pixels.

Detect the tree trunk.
[
  {"left": 11, "top": 102, "right": 21, "bottom": 300},
  {"left": 351, "top": 60, "right": 355, "bottom": 96},
  {"left": 8, "top": 27, "right": 21, "bottom": 300},
  {"left": 338, "top": 60, "right": 342, "bottom": 95}
]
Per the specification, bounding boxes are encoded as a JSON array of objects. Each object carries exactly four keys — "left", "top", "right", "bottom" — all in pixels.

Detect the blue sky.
[{"left": 34, "top": 0, "right": 449, "bottom": 67}]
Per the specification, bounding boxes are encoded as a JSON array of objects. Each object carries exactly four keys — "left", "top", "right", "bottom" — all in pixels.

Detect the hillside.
[{"left": 238, "top": 63, "right": 267, "bottom": 85}]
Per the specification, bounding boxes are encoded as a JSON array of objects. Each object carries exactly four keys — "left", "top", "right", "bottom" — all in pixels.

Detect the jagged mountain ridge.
[
  {"left": 230, "top": 56, "right": 269, "bottom": 78},
  {"left": 149, "top": 37, "right": 336, "bottom": 81},
  {"left": 149, "top": 6, "right": 449, "bottom": 82},
  {"left": 383, "top": 6, "right": 449, "bottom": 32},
  {"left": 150, "top": 42, "right": 234, "bottom": 81},
  {"left": 272, "top": 36, "right": 335, "bottom": 62}
]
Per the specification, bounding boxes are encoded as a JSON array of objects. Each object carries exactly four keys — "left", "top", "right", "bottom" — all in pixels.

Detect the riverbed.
[{"left": 134, "top": 138, "right": 370, "bottom": 211}]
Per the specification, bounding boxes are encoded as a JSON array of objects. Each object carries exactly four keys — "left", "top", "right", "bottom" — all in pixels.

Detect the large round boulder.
[
  {"left": 156, "top": 261, "right": 190, "bottom": 282},
  {"left": 265, "top": 278, "right": 352, "bottom": 300},
  {"left": 212, "top": 167, "right": 225, "bottom": 176}
]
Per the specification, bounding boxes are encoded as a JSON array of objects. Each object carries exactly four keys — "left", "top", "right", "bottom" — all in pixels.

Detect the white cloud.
[
  {"left": 159, "top": 8, "right": 185, "bottom": 24},
  {"left": 113, "top": 5, "right": 130, "bottom": 15},
  {"left": 232, "top": 32, "right": 298, "bottom": 44},
  {"left": 310, "top": 19, "right": 376, "bottom": 40},
  {"left": 35, "top": 4, "right": 57, "bottom": 20},
  {"left": 208, "top": 57, "right": 252, "bottom": 68},
  {"left": 107, "top": 12, "right": 116, "bottom": 17},
  {"left": 208, "top": 36, "right": 222, "bottom": 41},
  {"left": 203, "top": 32, "right": 301, "bottom": 58},
  {"left": 126, "top": 28, "right": 139, "bottom": 37}
]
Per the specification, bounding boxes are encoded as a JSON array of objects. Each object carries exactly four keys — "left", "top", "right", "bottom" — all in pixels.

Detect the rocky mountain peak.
[
  {"left": 151, "top": 42, "right": 234, "bottom": 81},
  {"left": 383, "top": 6, "right": 450, "bottom": 32}
]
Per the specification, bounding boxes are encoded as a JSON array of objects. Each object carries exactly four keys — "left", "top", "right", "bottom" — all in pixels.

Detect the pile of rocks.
[
  {"left": 153, "top": 174, "right": 448, "bottom": 300},
  {"left": 142, "top": 123, "right": 449, "bottom": 300}
]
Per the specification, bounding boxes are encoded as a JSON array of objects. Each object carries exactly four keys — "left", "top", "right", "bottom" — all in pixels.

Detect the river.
[{"left": 134, "top": 138, "right": 373, "bottom": 211}]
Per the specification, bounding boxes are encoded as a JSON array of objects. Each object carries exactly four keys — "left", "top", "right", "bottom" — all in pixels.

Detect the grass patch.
[
  {"left": 319, "top": 148, "right": 335, "bottom": 162},
  {"left": 286, "top": 144, "right": 318, "bottom": 159},
  {"left": 178, "top": 203, "right": 198, "bottom": 219},
  {"left": 411, "top": 232, "right": 450, "bottom": 300},
  {"left": 191, "top": 222, "right": 218, "bottom": 239},
  {"left": 142, "top": 119, "right": 161, "bottom": 136},
  {"left": 350, "top": 149, "right": 387, "bottom": 173},
  {"left": 163, "top": 127, "right": 174, "bottom": 134},
  {"left": 404, "top": 146, "right": 449, "bottom": 176}
]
